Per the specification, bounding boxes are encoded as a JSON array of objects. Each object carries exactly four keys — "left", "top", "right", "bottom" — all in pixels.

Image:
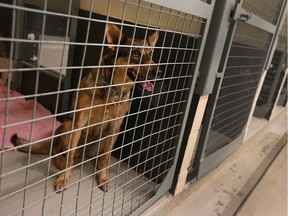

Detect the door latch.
[
  {"left": 239, "top": 11, "right": 252, "bottom": 21},
  {"left": 231, "top": 2, "right": 253, "bottom": 22}
]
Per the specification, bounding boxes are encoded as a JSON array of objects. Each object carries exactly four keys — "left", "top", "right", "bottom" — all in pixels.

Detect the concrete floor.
[
  {"left": 236, "top": 145, "right": 287, "bottom": 216},
  {"left": 142, "top": 107, "right": 287, "bottom": 216},
  {"left": 0, "top": 153, "right": 156, "bottom": 215}
]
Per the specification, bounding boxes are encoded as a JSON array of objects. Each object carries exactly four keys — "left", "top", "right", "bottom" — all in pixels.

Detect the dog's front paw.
[
  {"left": 54, "top": 173, "right": 70, "bottom": 192},
  {"left": 97, "top": 175, "right": 110, "bottom": 192},
  {"left": 100, "top": 181, "right": 110, "bottom": 192}
]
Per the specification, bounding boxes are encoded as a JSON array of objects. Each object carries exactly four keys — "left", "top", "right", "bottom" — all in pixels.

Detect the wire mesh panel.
[
  {"left": 255, "top": 51, "right": 287, "bottom": 118},
  {"left": 0, "top": 0, "right": 209, "bottom": 215},
  {"left": 242, "top": 0, "right": 284, "bottom": 24},
  {"left": 204, "top": 22, "right": 273, "bottom": 156},
  {"left": 255, "top": 17, "right": 287, "bottom": 119}
]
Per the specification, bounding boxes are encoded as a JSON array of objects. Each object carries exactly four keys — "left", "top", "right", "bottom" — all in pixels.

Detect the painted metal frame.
[{"left": 144, "top": 0, "right": 212, "bottom": 20}]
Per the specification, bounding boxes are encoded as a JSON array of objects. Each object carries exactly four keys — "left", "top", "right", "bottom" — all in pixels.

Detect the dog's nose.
[{"left": 152, "top": 68, "right": 162, "bottom": 78}]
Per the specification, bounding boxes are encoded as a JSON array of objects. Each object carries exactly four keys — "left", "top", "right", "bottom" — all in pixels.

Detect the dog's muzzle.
[{"left": 128, "top": 68, "right": 162, "bottom": 92}]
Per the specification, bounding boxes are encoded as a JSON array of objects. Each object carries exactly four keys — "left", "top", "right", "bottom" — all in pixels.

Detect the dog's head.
[{"left": 105, "top": 24, "right": 162, "bottom": 93}]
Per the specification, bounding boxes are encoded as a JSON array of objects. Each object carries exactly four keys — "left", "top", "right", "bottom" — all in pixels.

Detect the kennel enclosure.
[
  {"left": 0, "top": 0, "right": 215, "bottom": 215},
  {"left": 0, "top": 0, "right": 287, "bottom": 215}
]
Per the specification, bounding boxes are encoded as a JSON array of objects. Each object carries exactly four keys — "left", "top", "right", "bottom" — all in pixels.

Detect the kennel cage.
[
  {"left": 0, "top": 0, "right": 215, "bottom": 215},
  {"left": 254, "top": 17, "right": 287, "bottom": 119},
  {"left": 185, "top": 0, "right": 287, "bottom": 180}
]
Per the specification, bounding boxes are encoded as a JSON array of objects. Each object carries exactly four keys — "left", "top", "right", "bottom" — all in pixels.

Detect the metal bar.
[
  {"left": 22, "top": 1, "right": 49, "bottom": 214},
  {"left": 143, "top": 0, "right": 213, "bottom": 19},
  {"left": 60, "top": 0, "right": 80, "bottom": 113},
  {"left": 42, "top": 0, "right": 71, "bottom": 210},
  {"left": 233, "top": 6, "right": 277, "bottom": 33},
  {"left": 195, "top": 0, "right": 239, "bottom": 95}
]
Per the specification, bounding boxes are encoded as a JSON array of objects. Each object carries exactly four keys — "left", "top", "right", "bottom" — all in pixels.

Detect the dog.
[{"left": 11, "top": 24, "right": 161, "bottom": 192}]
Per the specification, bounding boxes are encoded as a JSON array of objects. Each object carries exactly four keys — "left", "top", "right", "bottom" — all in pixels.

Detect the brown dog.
[{"left": 11, "top": 24, "right": 161, "bottom": 192}]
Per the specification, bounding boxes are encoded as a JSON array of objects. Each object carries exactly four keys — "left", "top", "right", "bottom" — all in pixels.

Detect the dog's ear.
[
  {"left": 106, "top": 24, "right": 126, "bottom": 50},
  {"left": 147, "top": 30, "right": 159, "bottom": 47}
]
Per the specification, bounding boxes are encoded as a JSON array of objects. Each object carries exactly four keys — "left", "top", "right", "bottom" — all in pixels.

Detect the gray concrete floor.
[
  {"left": 0, "top": 154, "right": 156, "bottom": 216},
  {"left": 236, "top": 144, "right": 287, "bottom": 216},
  {"left": 143, "top": 107, "right": 287, "bottom": 216}
]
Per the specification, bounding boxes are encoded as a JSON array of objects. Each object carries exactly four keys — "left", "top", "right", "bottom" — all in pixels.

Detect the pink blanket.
[{"left": 0, "top": 80, "right": 61, "bottom": 149}]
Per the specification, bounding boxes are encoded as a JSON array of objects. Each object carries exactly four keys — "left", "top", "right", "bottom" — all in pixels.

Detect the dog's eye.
[{"left": 131, "top": 50, "right": 140, "bottom": 57}]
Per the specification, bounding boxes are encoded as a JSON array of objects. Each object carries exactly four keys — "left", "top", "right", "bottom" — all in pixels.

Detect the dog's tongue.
[
  {"left": 138, "top": 75, "right": 154, "bottom": 91},
  {"left": 143, "top": 81, "right": 154, "bottom": 91}
]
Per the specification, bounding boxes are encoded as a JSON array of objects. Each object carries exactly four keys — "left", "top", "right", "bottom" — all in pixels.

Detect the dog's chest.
[{"left": 87, "top": 95, "right": 130, "bottom": 136}]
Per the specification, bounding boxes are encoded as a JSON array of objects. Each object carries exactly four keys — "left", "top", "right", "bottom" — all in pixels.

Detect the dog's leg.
[
  {"left": 97, "top": 122, "right": 122, "bottom": 192},
  {"left": 52, "top": 139, "right": 67, "bottom": 170},
  {"left": 54, "top": 152, "right": 67, "bottom": 170},
  {"left": 54, "top": 111, "right": 88, "bottom": 192},
  {"left": 54, "top": 142, "right": 78, "bottom": 191}
]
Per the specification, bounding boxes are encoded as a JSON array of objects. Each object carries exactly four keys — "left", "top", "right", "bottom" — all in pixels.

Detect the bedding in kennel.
[{"left": 0, "top": 79, "right": 61, "bottom": 149}]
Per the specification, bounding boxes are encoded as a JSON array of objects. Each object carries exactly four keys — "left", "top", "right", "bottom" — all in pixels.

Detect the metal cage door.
[
  {"left": 191, "top": 0, "right": 287, "bottom": 178},
  {"left": 254, "top": 17, "right": 287, "bottom": 119}
]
